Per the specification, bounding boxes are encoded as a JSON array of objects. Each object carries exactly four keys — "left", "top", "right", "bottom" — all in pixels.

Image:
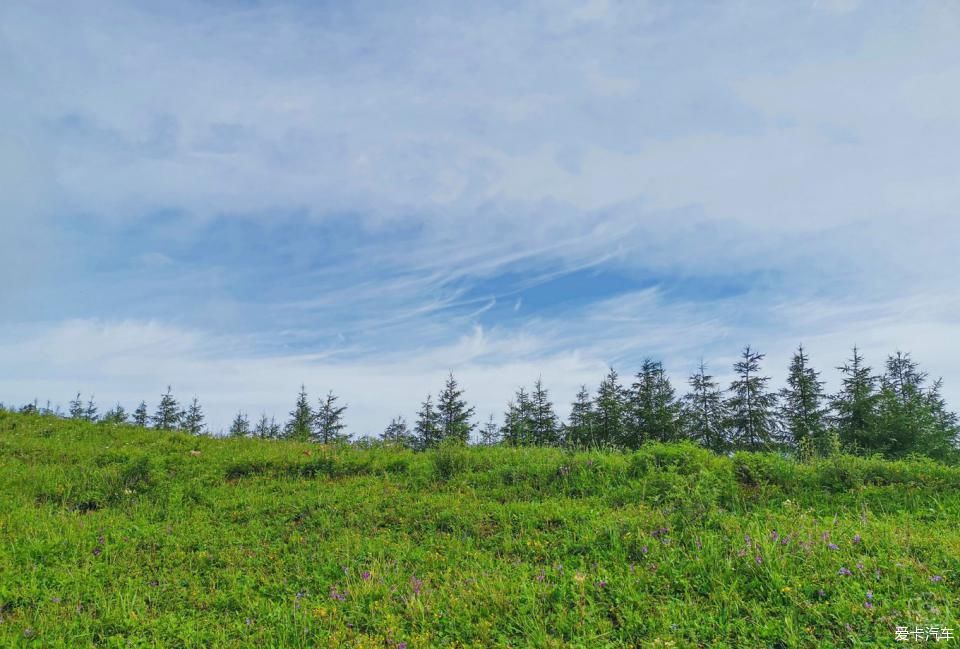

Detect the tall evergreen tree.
[
  {"left": 381, "top": 416, "right": 416, "bottom": 449},
  {"left": 594, "top": 368, "right": 627, "bottom": 447},
  {"left": 285, "top": 384, "right": 313, "bottom": 442},
  {"left": 779, "top": 345, "right": 829, "bottom": 450},
  {"left": 153, "top": 387, "right": 181, "bottom": 431},
  {"left": 414, "top": 394, "right": 442, "bottom": 450},
  {"left": 626, "top": 360, "right": 681, "bottom": 447},
  {"left": 133, "top": 401, "right": 149, "bottom": 427},
  {"left": 84, "top": 395, "right": 98, "bottom": 422},
  {"left": 102, "top": 403, "right": 128, "bottom": 425},
  {"left": 565, "top": 385, "right": 595, "bottom": 449},
  {"left": 682, "top": 361, "right": 728, "bottom": 453},
  {"left": 479, "top": 413, "right": 501, "bottom": 446},
  {"left": 69, "top": 393, "right": 85, "bottom": 420},
  {"left": 313, "top": 391, "right": 349, "bottom": 444},
  {"left": 436, "top": 373, "right": 475, "bottom": 444},
  {"left": 725, "top": 346, "right": 779, "bottom": 451},
  {"left": 832, "top": 346, "right": 880, "bottom": 452},
  {"left": 501, "top": 388, "right": 533, "bottom": 446},
  {"left": 530, "top": 378, "right": 561, "bottom": 446},
  {"left": 183, "top": 397, "right": 206, "bottom": 436},
  {"left": 922, "top": 378, "right": 960, "bottom": 460},
  {"left": 253, "top": 413, "right": 281, "bottom": 439},
  {"left": 229, "top": 411, "right": 251, "bottom": 438}
]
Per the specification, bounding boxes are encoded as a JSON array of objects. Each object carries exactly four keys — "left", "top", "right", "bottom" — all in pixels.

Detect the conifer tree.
[
  {"left": 101, "top": 403, "right": 127, "bottom": 424},
  {"left": 83, "top": 395, "right": 98, "bottom": 422},
  {"left": 501, "top": 388, "right": 533, "bottom": 446},
  {"left": 313, "top": 390, "right": 349, "bottom": 444},
  {"left": 530, "top": 378, "right": 561, "bottom": 446},
  {"left": 566, "top": 385, "right": 595, "bottom": 449},
  {"left": 183, "top": 398, "right": 206, "bottom": 436},
  {"left": 626, "top": 360, "right": 681, "bottom": 447},
  {"left": 922, "top": 378, "right": 960, "bottom": 460},
  {"left": 479, "top": 413, "right": 501, "bottom": 446},
  {"left": 832, "top": 346, "right": 880, "bottom": 452},
  {"left": 436, "top": 373, "right": 475, "bottom": 444},
  {"left": 594, "top": 368, "right": 627, "bottom": 447},
  {"left": 779, "top": 345, "right": 829, "bottom": 451},
  {"left": 253, "top": 413, "right": 280, "bottom": 439},
  {"left": 69, "top": 393, "right": 84, "bottom": 420},
  {"left": 153, "top": 387, "right": 181, "bottom": 431},
  {"left": 414, "top": 394, "right": 442, "bottom": 450},
  {"left": 381, "top": 416, "right": 416, "bottom": 448},
  {"left": 285, "top": 384, "right": 313, "bottom": 442},
  {"left": 229, "top": 411, "right": 251, "bottom": 438},
  {"left": 725, "top": 346, "right": 779, "bottom": 451},
  {"left": 133, "top": 401, "right": 149, "bottom": 427},
  {"left": 682, "top": 361, "right": 728, "bottom": 453}
]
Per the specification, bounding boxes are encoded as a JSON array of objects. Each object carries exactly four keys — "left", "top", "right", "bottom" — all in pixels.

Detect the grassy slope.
[{"left": 0, "top": 411, "right": 957, "bottom": 648}]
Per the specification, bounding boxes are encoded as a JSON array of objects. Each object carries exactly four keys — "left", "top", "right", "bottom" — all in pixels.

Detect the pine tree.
[
  {"left": 779, "top": 345, "right": 829, "bottom": 451},
  {"left": 285, "top": 384, "right": 313, "bottom": 442},
  {"left": 153, "top": 387, "right": 181, "bottom": 431},
  {"left": 832, "top": 346, "right": 880, "bottom": 452},
  {"left": 922, "top": 378, "right": 960, "bottom": 460},
  {"left": 479, "top": 413, "right": 501, "bottom": 446},
  {"left": 436, "top": 373, "right": 475, "bottom": 444},
  {"left": 313, "top": 391, "right": 349, "bottom": 444},
  {"left": 229, "top": 411, "right": 251, "bottom": 438},
  {"left": 682, "top": 361, "right": 728, "bottom": 453},
  {"left": 501, "top": 388, "right": 533, "bottom": 446},
  {"left": 414, "top": 394, "right": 442, "bottom": 450},
  {"left": 133, "top": 401, "right": 149, "bottom": 427},
  {"left": 626, "top": 360, "right": 681, "bottom": 447},
  {"left": 873, "top": 352, "right": 952, "bottom": 458},
  {"left": 253, "top": 413, "right": 280, "bottom": 439},
  {"left": 566, "top": 385, "right": 595, "bottom": 449},
  {"left": 725, "top": 346, "right": 779, "bottom": 451},
  {"left": 102, "top": 403, "right": 128, "bottom": 425},
  {"left": 381, "top": 416, "right": 416, "bottom": 448},
  {"left": 83, "top": 395, "right": 98, "bottom": 422},
  {"left": 594, "top": 368, "right": 627, "bottom": 448},
  {"left": 530, "top": 378, "right": 561, "bottom": 446},
  {"left": 69, "top": 393, "right": 85, "bottom": 420},
  {"left": 183, "top": 398, "right": 206, "bottom": 436}
]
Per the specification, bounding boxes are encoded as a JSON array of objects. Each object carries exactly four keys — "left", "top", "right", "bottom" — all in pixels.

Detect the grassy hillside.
[{"left": 0, "top": 411, "right": 957, "bottom": 647}]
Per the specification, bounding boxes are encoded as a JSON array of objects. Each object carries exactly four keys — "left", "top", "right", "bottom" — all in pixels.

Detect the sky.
[{"left": 2, "top": 0, "right": 959, "bottom": 435}]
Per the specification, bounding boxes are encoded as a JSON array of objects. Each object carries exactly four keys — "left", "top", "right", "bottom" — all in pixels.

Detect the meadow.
[{"left": 0, "top": 410, "right": 957, "bottom": 648}]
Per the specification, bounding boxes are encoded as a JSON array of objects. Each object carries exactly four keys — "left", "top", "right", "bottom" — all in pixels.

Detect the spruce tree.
[
  {"left": 501, "top": 388, "right": 533, "bottom": 446},
  {"left": 84, "top": 395, "right": 98, "bottom": 422},
  {"left": 183, "top": 398, "right": 206, "bottom": 436},
  {"left": 479, "top": 413, "right": 501, "bottom": 446},
  {"left": 682, "top": 361, "right": 728, "bottom": 453},
  {"left": 626, "top": 360, "right": 681, "bottom": 447},
  {"left": 133, "top": 401, "right": 149, "bottom": 427},
  {"left": 228, "top": 411, "right": 251, "bottom": 438},
  {"left": 69, "top": 393, "right": 84, "bottom": 420},
  {"left": 285, "top": 384, "right": 313, "bottom": 442},
  {"left": 102, "top": 403, "right": 128, "bottom": 425},
  {"left": 832, "top": 346, "right": 880, "bottom": 452},
  {"left": 414, "top": 394, "right": 442, "bottom": 450},
  {"left": 153, "top": 387, "right": 181, "bottom": 431},
  {"left": 725, "top": 346, "right": 779, "bottom": 451},
  {"left": 313, "top": 390, "right": 349, "bottom": 444},
  {"left": 436, "top": 373, "right": 475, "bottom": 444},
  {"left": 381, "top": 416, "right": 415, "bottom": 448},
  {"left": 779, "top": 345, "right": 829, "bottom": 451},
  {"left": 530, "top": 378, "right": 561, "bottom": 446},
  {"left": 922, "top": 378, "right": 960, "bottom": 460},
  {"left": 594, "top": 368, "right": 627, "bottom": 448},
  {"left": 566, "top": 385, "right": 595, "bottom": 449},
  {"left": 253, "top": 414, "right": 281, "bottom": 439}
]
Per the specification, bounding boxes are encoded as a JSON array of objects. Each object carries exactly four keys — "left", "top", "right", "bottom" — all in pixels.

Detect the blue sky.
[{"left": 2, "top": 0, "right": 959, "bottom": 434}]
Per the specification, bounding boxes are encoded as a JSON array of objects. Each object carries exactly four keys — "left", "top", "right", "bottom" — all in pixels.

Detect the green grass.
[{"left": 1, "top": 411, "right": 957, "bottom": 647}]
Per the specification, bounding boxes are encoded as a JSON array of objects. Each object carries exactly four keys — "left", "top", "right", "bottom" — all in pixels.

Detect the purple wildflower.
[
  {"left": 328, "top": 586, "right": 346, "bottom": 601},
  {"left": 535, "top": 569, "right": 545, "bottom": 583},
  {"left": 821, "top": 532, "right": 830, "bottom": 541},
  {"left": 838, "top": 567, "right": 852, "bottom": 576},
  {"left": 853, "top": 534, "right": 862, "bottom": 544},
  {"left": 398, "top": 643, "right": 408, "bottom": 649},
  {"left": 744, "top": 534, "right": 752, "bottom": 546},
  {"left": 818, "top": 589, "right": 826, "bottom": 598},
  {"left": 92, "top": 546, "right": 102, "bottom": 557},
  {"left": 361, "top": 571, "right": 371, "bottom": 581},
  {"left": 856, "top": 563, "right": 864, "bottom": 572},
  {"left": 410, "top": 576, "right": 423, "bottom": 594},
  {"left": 755, "top": 555, "right": 763, "bottom": 565},
  {"left": 930, "top": 575, "right": 944, "bottom": 583},
  {"left": 827, "top": 543, "right": 839, "bottom": 551},
  {"left": 770, "top": 531, "right": 779, "bottom": 542},
  {"left": 866, "top": 590, "right": 873, "bottom": 601},
  {"left": 597, "top": 580, "right": 607, "bottom": 588},
  {"left": 641, "top": 545, "right": 648, "bottom": 555},
  {"left": 864, "top": 601, "right": 873, "bottom": 609},
  {"left": 51, "top": 596, "right": 61, "bottom": 604}
]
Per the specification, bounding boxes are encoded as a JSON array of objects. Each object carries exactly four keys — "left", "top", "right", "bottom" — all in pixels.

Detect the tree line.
[{"left": 6, "top": 345, "right": 958, "bottom": 462}]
